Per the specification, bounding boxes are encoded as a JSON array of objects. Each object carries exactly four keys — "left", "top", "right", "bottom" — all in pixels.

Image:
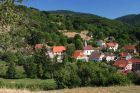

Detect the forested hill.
[
  {"left": 1, "top": 5, "right": 139, "bottom": 52},
  {"left": 116, "top": 14, "right": 140, "bottom": 27}
]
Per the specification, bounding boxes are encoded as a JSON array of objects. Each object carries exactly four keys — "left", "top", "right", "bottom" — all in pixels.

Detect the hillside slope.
[
  {"left": 15, "top": 6, "right": 139, "bottom": 45},
  {"left": 116, "top": 14, "right": 140, "bottom": 27}
]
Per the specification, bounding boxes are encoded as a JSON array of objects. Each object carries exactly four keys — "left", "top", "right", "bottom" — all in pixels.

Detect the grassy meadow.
[{"left": 0, "top": 78, "right": 57, "bottom": 90}]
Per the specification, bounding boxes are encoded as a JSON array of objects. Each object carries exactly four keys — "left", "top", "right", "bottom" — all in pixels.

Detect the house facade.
[
  {"left": 83, "top": 45, "right": 94, "bottom": 56},
  {"left": 104, "top": 54, "right": 115, "bottom": 62}
]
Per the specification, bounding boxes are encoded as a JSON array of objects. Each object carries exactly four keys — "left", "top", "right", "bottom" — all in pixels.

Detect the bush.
[{"left": 109, "top": 73, "right": 131, "bottom": 86}]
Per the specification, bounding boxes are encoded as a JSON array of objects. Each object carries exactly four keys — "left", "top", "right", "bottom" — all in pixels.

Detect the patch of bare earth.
[
  {"left": 1, "top": 86, "right": 140, "bottom": 93},
  {"left": 63, "top": 31, "right": 91, "bottom": 40}
]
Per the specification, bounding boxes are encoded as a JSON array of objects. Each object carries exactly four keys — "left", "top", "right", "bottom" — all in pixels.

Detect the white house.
[
  {"left": 83, "top": 45, "right": 94, "bottom": 56},
  {"left": 106, "top": 42, "right": 118, "bottom": 51},
  {"left": 73, "top": 50, "right": 88, "bottom": 62},
  {"left": 52, "top": 46, "right": 66, "bottom": 56},
  {"left": 104, "top": 54, "right": 115, "bottom": 62}
]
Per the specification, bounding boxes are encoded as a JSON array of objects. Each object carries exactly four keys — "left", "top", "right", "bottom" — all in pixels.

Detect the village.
[{"left": 34, "top": 34, "right": 140, "bottom": 75}]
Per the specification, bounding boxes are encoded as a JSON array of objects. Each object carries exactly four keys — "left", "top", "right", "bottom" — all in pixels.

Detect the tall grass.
[
  {"left": 0, "top": 78, "right": 57, "bottom": 91},
  {"left": 0, "top": 86, "right": 140, "bottom": 93}
]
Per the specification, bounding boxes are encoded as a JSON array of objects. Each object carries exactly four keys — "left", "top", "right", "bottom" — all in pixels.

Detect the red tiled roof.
[
  {"left": 84, "top": 45, "right": 93, "bottom": 50},
  {"left": 35, "top": 44, "right": 51, "bottom": 49},
  {"left": 35, "top": 44, "right": 43, "bottom": 49},
  {"left": 72, "top": 50, "right": 85, "bottom": 58},
  {"left": 53, "top": 46, "right": 66, "bottom": 53},
  {"left": 119, "top": 52, "right": 130, "bottom": 57},
  {"left": 106, "top": 42, "right": 118, "bottom": 47},
  {"left": 114, "top": 58, "right": 140, "bottom": 68},
  {"left": 124, "top": 45, "right": 136, "bottom": 50},
  {"left": 114, "top": 59, "right": 130, "bottom": 68}
]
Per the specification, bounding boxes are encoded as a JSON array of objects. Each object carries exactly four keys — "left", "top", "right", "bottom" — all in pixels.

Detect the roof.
[
  {"left": 53, "top": 46, "right": 66, "bottom": 53},
  {"left": 104, "top": 54, "right": 114, "bottom": 57},
  {"left": 35, "top": 44, "right": 43, "bottom": 49},
  {"left": 119, "top": 52, "right": 130, "bottom": 57},
  {"left": 84, "top": 45, "right": 93, "bottom": 50},
  {"left": 114, "top": 59, "right": 131, "bottom": 68},
  {"left": 89, "top": 52, "right": 104, "bottom": 59},
  {"left": 106, "top": 42, "right": 118, "bottom": 47},
  {"left": 114, "top": 58, "right": 140, "bottom": 68},
  {"left": 72, "top": 50, "right": 85, "bottom": 58},
  {"left": 124, "top": 45, "right": 136, "bottom": 50},
  {"left": 35, "top": 44, "right": 51, "bottom": 49}
]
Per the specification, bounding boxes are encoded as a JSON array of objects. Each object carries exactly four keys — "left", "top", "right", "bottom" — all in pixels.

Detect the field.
[
  {"left": 0, "top": 78, "right": 57, "bottom": 90},
  {"left": 0, "top": 86, "right": 140, "bottom": 93}
]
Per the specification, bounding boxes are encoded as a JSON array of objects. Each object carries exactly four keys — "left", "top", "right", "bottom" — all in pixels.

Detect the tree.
[
  {"left": 75, "top": 39, "right": 83, "bottom": 50},
  {"left": 66, "top": 44, "right": 75, "bottom": 56},
  {"left": 24, "top": 57, "right": 37, "bottom": 78},
  {"left": 0, "top": 0, "right": 26, "bottom": 32},
  {"left": 37, "top": 63, "right": 44, "bottom": 78},
  {"left": 6, "top": 61, "right": 16, "bottom": 79}
]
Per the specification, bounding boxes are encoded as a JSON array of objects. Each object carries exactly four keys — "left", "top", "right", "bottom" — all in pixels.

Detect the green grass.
[{"left": 0, "top": 78, "right": 57, "bottom": 90}]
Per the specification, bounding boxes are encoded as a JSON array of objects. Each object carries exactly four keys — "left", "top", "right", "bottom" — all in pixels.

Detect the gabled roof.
[
  {"left": 106, "top": 42, "right": 118, "bottom": 47},
  {"left": 114, "top": 59, "right": 130, "bottom": 68},
  {"left": 84, "top": 45, "right": 94, "bottom": 50},
  {"left": 72, "top": 50, "right": 85, "bottom": 58},
  {"left": 119, "top": 52, "right": 130, "bottom": 57},
  {"left": 124, "top": 45, "right": 136, "bottom": 50},
  {"left": 89, "top": 52, "right": 104, "bottom": 59},
  {"left": 114, "top": 58, "right": 140, "bottom": 68},
  {"left": 53, "top": 46, "right": 66, "bottom": 53}
]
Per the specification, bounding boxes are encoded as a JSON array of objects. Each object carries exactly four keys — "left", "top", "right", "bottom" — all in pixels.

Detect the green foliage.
[
  {"left": 24, "top": 58, "right": 37, "bottom": 78},
  {"left": 54, "top": 62, "right": 131, "bottom": 88},
  {"left": 6, "top": 61, "right": 16, "bottom": 79}
]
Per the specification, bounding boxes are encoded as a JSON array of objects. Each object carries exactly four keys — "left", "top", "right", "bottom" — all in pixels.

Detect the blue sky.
[{"left": 23, "top": 0, "right": 140, "bottom": 19}]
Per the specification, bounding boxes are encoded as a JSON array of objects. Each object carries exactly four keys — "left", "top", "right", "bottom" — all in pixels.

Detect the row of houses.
[
  {"left": 72, "top": 40, "right": 140, "bottom": 74},
  {"left": 34, "top": 39, "right": 140, "bottom": 74},
  {"left": 72, "top": 40, "right": 118, "bottom": 62}
]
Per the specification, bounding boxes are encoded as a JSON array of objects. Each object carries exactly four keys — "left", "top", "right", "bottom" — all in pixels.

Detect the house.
[
  {"left": 52, "top": 46, "right": 66, "bottom": 56},
  {"left": 104, "top": 54, "right": 115, "bottom": 62},
  {"left": 96, "top": 40, "right": 106, "bottom": 48},
  {"left": 124, "top": 45, "right": 136, "bottom": 53},
  {"left": 51, "top": 46, "right": 66, "bottom": 63},
  {"left": 119, "top": 52, "right": 130, "bottom": 58},
  {"left": 34, "top": 44, "right": 50, "bottom": 49},
  {"left": 114, "top": 58, "right": 140, "bottom": 72},
  {"left": 89, "top": 51, "right": 105, "bottom": 62},
  {"left": 106, "top": 42, "right": 118, "bottom": 51},
  {"left": 72, "top": 50, "right": 88, "bottom": 62},
  {"left": 83, "top": 45, "right": 94, "bottom": 56}
]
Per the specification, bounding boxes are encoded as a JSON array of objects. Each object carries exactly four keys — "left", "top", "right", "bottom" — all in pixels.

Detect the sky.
[{"left": 23, "top": 0, "right": 140, "bottom": 19}]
